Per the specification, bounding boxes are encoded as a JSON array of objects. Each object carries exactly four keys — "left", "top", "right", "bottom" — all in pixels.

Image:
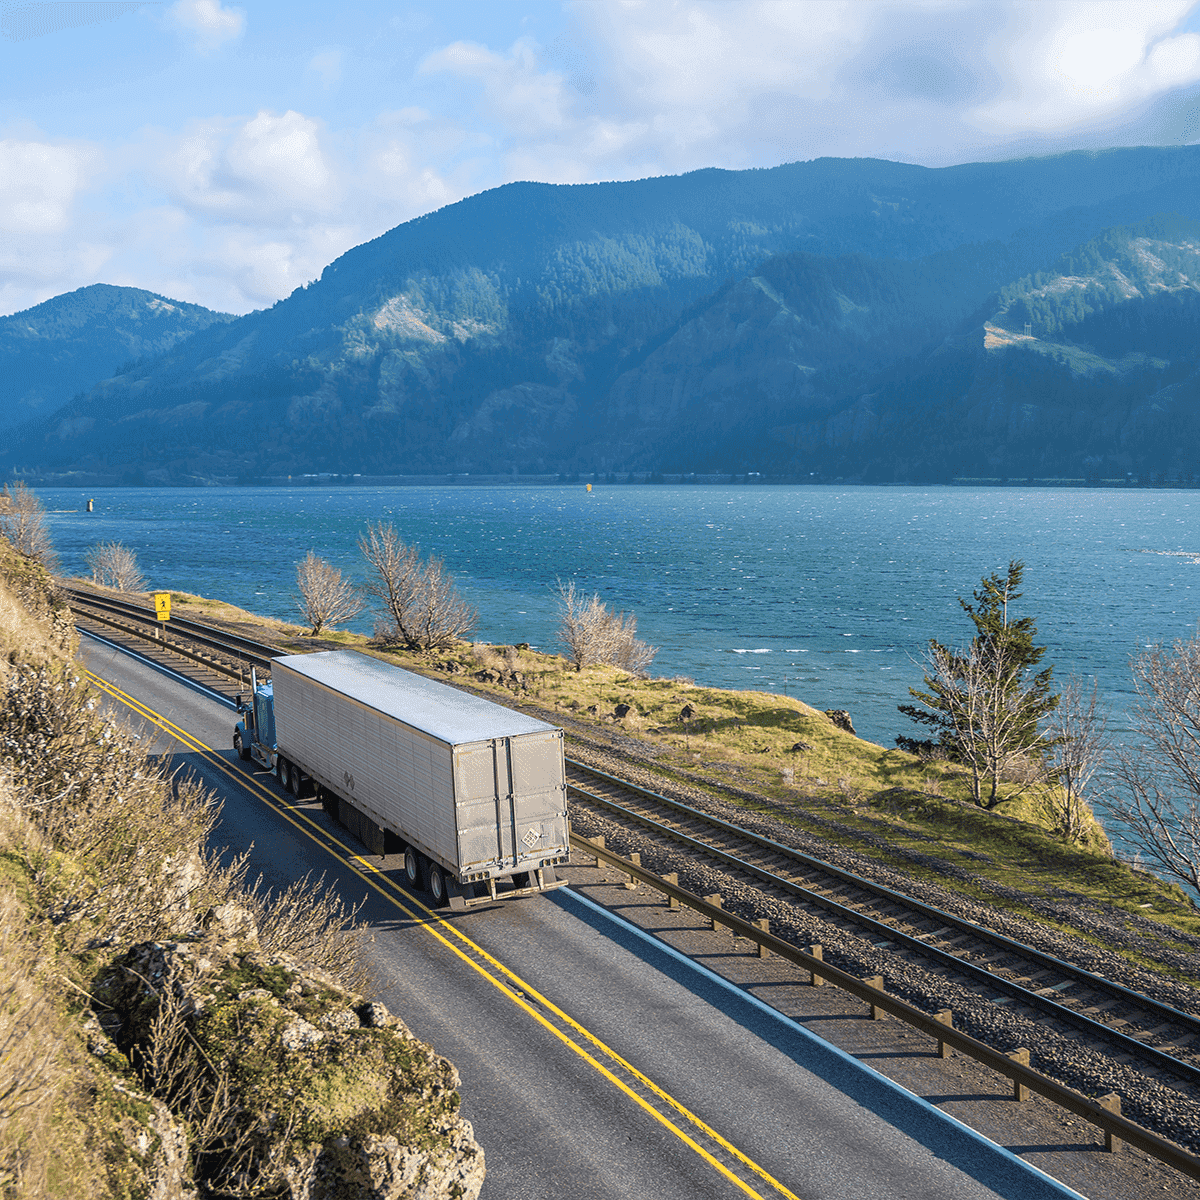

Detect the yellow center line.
[{"left": 84, "top": 667, "right": 803, "bottom": 1200}]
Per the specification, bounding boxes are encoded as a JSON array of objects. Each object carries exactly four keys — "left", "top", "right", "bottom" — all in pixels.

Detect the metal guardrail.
[
  {"left": 571, "top": 831, "right": 1200, "bottom": 1182},
  {"left": 565, "top": 772, "right": 1200, "bottom": 1087}
]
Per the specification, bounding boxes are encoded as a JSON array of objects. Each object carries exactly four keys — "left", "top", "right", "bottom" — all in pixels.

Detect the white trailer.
[{"left": 235, "top": 649, "right": 570, "bottom": 907}]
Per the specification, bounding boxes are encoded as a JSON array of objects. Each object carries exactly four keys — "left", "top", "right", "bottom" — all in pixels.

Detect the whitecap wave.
[{"left": 730, "top": 648, "right": 771, "bottom": 654}]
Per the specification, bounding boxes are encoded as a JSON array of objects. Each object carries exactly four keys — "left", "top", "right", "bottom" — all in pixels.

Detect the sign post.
[{"left": 153, "top": 592, "right": 171, "bottom": 640}]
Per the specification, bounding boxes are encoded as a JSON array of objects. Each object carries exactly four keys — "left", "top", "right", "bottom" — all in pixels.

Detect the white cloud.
[
  {"left": 167, "top": 0, "right": 244, "bottom": 51},
  {"left": 421, "top": 37, "right": 573, "bottom": 136},
  {"left": 160, "top": 110, "right": 334, "bottom": 220},
  {"left": 309, "top": 49, "right": 343, "bottom": 90},
  {"left": 0, "top": 139, "right": 95, "bottom": 233},
  {"left": 975, "top": 2, "right": 1200, "bottom": 132}
]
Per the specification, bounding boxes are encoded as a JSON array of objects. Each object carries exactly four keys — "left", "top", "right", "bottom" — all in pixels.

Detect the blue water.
[{"left": 38, "top": 483, "right": 1200, "bottom": 749}]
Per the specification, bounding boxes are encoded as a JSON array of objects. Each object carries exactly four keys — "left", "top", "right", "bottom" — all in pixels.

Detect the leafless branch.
[
  {"left": 84, "top": 541, "right": 146, "bottom": 592},
  {"left": 358, "top": 522, "right": 476, "bottom": 651},
  {"left": 1103, "top": 636, "right": 1200, "bottom": 894},
  {"left": 295, "top": 551, "right": 362, "bottom": 636},
  {"left": 0, "top": 482, "right": 57, "bottom": 573},
  {"left": 556, "top": 579, "right": 657, "bottom": 675},
  {"left": 1043, "top": 677, "right": 1108, "bottom": 844}
]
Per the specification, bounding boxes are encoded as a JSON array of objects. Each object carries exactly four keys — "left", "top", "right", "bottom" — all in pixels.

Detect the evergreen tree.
[{"left": 898, "top": 561, "right": 1059, "bottom": 807}]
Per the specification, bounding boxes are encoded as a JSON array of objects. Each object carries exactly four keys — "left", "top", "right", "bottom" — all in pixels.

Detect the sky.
[{"left": 3, "top": 0, "right": 1200, "bottom": 318}]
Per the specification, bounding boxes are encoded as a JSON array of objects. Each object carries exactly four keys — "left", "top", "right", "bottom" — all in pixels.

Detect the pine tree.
[{"left": 898, "top": 561, "right": 1059, "bottom": 807}]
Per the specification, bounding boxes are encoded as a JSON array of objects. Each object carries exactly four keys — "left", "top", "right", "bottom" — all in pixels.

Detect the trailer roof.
[{"left": 271, "top": 650, "right": 558, "bottom": 745}]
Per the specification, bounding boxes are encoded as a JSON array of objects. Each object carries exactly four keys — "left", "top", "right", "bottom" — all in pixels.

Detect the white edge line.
[{"left": 561, "top": 886, "right": 1089, "bottom": 1200}]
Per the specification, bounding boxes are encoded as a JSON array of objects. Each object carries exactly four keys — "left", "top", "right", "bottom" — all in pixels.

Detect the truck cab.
[{"left": 233, "top": 671, "right": 278, "bottom": 774}]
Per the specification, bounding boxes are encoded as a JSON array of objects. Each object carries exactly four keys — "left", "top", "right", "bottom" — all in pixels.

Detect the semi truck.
[{"left": 233, "top": 649, "right": 570, "bottom": 908}]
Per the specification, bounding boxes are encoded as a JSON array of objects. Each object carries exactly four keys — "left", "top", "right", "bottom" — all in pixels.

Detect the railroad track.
[
  {"left": 565, "top": 760, "right": 1200, "bottom": 1093},
  {"left": 68, "top": 585, "right": 1200, "bottom": 1133}
]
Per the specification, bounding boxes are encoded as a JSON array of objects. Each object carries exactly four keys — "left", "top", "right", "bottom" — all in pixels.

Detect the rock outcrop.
[{"left": 89, "top": 905, "right": 485, "bottom": 1200}]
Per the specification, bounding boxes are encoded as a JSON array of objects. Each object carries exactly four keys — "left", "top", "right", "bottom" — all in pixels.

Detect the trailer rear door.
[{"left": 454, "top": 729, "right": 567, "bottom": 874}]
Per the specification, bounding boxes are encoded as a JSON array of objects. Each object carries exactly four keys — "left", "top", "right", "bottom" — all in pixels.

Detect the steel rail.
[
  {"left": 565, "top": 760, "right": 1200, "bottom": 1086},
  {"left": 65, "top": 586, "right": 279, "bottom": 666},
  {"left": 67, "top": 588, "right": 1200, "bottom": 1084},
  {"left": 572, "top": 831, "right": 1200, "bottom": 1184}
]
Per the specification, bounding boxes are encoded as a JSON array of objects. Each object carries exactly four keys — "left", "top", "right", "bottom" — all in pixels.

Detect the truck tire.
[
  {"left": 277, "top": 757, "right": 291, "bottom": 792},
  {"left": 428, "top": 864, "right": 446, "bottom": 906},
  {"left": 288, "top": 764, "right": 305, "bottom": 797},
  {"left": 403, "top": 847, "right": 426, "bottom": 892},
  {"left": 233, "top": 731, "right": 251, "bottom": 761}
]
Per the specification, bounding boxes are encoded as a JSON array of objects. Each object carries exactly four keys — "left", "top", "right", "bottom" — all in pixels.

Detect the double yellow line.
[{"left": 84, "top": 667, "right": 802, "bottom": 1200}]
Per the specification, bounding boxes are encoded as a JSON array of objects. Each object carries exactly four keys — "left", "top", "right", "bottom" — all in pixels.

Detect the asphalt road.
[{"left": 79, "top": 630, "right": 1085, "bottom": 1200}]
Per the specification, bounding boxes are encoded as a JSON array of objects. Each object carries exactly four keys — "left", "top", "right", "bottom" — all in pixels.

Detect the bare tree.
[
  {"left": 358, "top": 522, "right": 477, "bottom": 651},
  {"left": 1043, "top": 677, "right": 1108, "bottom": 844},
  {"left": 85, "top": 541, "right": 146, "bottom": 592},
  {"left": 0, "top": 482, "right": 57, "bottom": 572},
  {"left": 556, "top": 579, "right": 657, "bottom": 675},
  {"left": 295, "top": 551, "right": 362, "bottom": 636},
  {"left": 1104, "top": 635, "right": 1200, "bottom": 893},
  {"left": 918, "top": 638, "right": 1054, "bottom": 808}
]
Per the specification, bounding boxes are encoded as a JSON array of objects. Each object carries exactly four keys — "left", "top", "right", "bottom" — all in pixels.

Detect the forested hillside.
[
  {"left": 0, "top": 285, "right": 233, "bottom": 433},
  {"left": 7, "top": 149, "right": 1200, "bottom": 482}
]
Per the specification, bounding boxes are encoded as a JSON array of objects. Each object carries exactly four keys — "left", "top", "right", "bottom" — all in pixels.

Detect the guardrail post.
[
  {"left": 755, "top": 918, "right": 770, "bottom": 957},
  {"left": 933, "top": 1009, "right": 953, "bottom": 1057},
  {"left": 703, "top": 894, "right": 727, "bottom": 933},
  {"left": 625, "top": 852, "right": 640, "bottom": 890},
  {"left": 866, "top": 977, "right": 885, "bottom": 1019},
  {"left": 1008, "top": 1048, "right": 1030, "bottom": 1100},
  {"left": 663, "top": 872, "right": 680, "bottom": 909},
  {"left": 807, "top": 944, "right": 824, "bottom": 986},
  {"left": 1099, "top": 1093, "right": 1123, "bottom": 1152},
  {"left": 591, "top": 835, "right": 605, "bottom": 866}
]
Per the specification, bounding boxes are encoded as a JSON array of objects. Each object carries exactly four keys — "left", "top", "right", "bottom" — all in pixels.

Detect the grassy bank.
[{"left": 147, "top": 587, "right": 1200, "bottom": 975}]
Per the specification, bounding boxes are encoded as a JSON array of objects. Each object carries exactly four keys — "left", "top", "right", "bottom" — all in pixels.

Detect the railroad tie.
[
  {"left": 1008, "top": 1047, "right": 1030, "bottom": 1100},
  {"left": 933, "top": 1008, "right": 953, "bottom": 1058}
]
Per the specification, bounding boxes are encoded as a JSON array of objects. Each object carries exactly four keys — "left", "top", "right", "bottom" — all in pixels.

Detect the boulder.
[
  {"left": 613, "top": 703, "right": 636, "bottom": 719},
  {"left": 824, "top": 709, "right": 856, "bottom": 734},
  {"left": 93, "top": 932, "right": 485, "bottom": 1200}
]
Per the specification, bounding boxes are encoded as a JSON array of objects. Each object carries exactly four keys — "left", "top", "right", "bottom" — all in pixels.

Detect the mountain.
[
  {"left": 764, "top": 213, "right": 1200, "bottom": 482},
  {"left": 0, "top": 285, "right": 234, "bottom": 433},
  {"left": 8, "top": 148, "right": 1200, "bottom": 483}
]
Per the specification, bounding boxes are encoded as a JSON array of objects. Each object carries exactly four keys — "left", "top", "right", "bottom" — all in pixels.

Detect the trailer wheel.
[
  {"left": 288, "top": 764, "right": 305, "bottom": 797},
  {"left": 403, "top": 847, "right": 426, "bottom": 892},
  {"left": 428, "top": 864, "right": 447, "bottom": 906},
  {"left": 512, "top": 871, "right": 532, "bottom": 890},
  {"left": 234, "top": 731, "right": 251, "bottom": 761}
]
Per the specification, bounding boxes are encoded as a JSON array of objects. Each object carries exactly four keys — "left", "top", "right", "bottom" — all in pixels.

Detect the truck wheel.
[
  {"left": 234, "top": 731, "right": 251, "bottom": 761},
  {"left": 428, "top": 864, "right": 446, "bottom": 906},
  {"left": 512, "top": 871, "right": 532, "bottom": 890},
  {"left": 403, "top": 847, "right": 426, "bottom": 892},
  {"left": 289, "top": 764, "right": 305, "bottom": 797},
  {"left": 277, "top": 758, "right": 291, "bottom": 792}
]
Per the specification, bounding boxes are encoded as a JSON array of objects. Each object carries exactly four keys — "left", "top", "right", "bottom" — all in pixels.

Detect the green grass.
[{"left": 136, "top": 586, "right": 1200, "bottom": 965}]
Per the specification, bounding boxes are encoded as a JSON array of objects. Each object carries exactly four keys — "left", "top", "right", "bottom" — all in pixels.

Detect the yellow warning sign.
[{"left": 153, "top": 592, "right": 171, "bottom": 621}]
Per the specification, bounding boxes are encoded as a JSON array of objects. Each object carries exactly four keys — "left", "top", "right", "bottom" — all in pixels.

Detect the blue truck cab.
[{"left": 233, "top": 669, "right": 278, "bottom": 773}]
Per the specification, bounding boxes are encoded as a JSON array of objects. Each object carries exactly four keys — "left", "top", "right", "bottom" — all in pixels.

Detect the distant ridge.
[
  {"left": 7, "top": 149, "right": 1200, "bottom": 483},
  {"left": 0, "top": 284, "right": 234, "bottom": 433}
]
